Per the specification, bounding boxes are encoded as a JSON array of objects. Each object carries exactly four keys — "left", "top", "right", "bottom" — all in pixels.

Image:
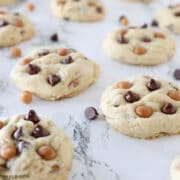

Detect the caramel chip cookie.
[
  {"left": 0, "top": 110, "right": 73, "bottom": 180},
  {"left": 156, "top": 4, "right": 180, "bottom": 34},
  {"left": 11, "top": 48, "right": 100, "bottom": 100},
  {"left": 0, "top": 0, "right": 15, "bottom": 6},
  {"left": 0, "top": 11, "right": 34, "bottom": 47},
  {"left": 51, "top": 0, "right": 105, "bottom": 22},
  {"left": 103, "top": 26, "right": 176, "bottom": 66},
  {"left": 101, "top": 76, "right": 180, "bottom": 139}
]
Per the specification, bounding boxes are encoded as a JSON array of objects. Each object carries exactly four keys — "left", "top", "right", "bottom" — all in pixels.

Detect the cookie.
[
  {"left": 170, "top": 156, "right": 180, "bottom": 180},
  {"left": 0, "top": 0, "right": 15, "bottom": 6},
  {"left": 11, "top": 48, "right": 100, "bottom": 100},
  {"left": 0, "top": 10, "right": 34, "bottom": 47},
  {"left": 101, "top": 76, "right": 180, "bottom": 139},
  {"left": 0, "top": 110, "right": 73, "bottom": 180},
  {"left": 103, "top": 26, "right": 176, "bottom": 66},
  {"left": 156, "top": 4, "right": 180, "bottom": 34},
  {"left": 51, "top": 0, "right": 105, "bottom": 22}
]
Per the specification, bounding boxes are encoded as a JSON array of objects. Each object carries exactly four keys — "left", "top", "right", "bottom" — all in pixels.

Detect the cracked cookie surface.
[
  {"left": 0, "top": 110, "right": 73, "bottom": 180},
  {"left": 11, "top": 48, "right": 100, "bottom": 100},
  {"left": 101, "top": 76, "right": 180, "bottom": 139},
  {"left": 103, "top": 26, "right": 176, "bottom": 66}
]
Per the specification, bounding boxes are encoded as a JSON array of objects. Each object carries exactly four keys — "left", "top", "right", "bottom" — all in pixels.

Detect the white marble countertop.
[{"left": 1, "top": 0, "right": 180, "bottom": 179}]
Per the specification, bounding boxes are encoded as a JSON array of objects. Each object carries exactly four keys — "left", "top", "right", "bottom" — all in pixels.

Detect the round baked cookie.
[
  {"left": 170, "top": 156, "right": 180, "bottom": 180},
  {"left": 0, "top": 10, "right": 34, "bottom": 47},
  {"left": 0, "top": 110, "right": 73, "bottom": 180},
  {"left": 156, "top": 4, "right": 180, "bottom": 34},
  {"left": 51, "top": 0, "right": 105, "bottom": 22},
  {"left": 11, "top": 48, "right": 100, "bottom": 100},
  {"left": 103, "top": 26, "right": 176, "bottom": 66},
  {"left": 101, "top": 76, "right": 180, "bottom": 139},
  {"left": 0, "top": 0, "right": 15, "bottom": 6}
]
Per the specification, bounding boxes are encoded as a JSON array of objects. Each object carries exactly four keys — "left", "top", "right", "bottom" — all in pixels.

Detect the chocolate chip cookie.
[
  {"left": 11, "top": 48, "right": 100, "bottom": 100},
  {"left": 103, "top": 26, "right": 176, "bottom": 66},
  {"left": 156, "top": 4, "right": 180, "bottom": 34},
  {"left": 0, "top": 110, "right": 73, "bottom": 180},
  {"left": 0, "top": 10, "right": 34, "bottom": 47},
  {"left": 51, "top": 0, "right": 105, "bottom": 22},
  {"left": 101, "top": 76, "right": 180, "bottom": 139}
]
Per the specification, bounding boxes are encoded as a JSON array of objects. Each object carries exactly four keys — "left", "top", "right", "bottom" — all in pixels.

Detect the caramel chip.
[
  {"left": 20, "top": 91, "right": 33, "bottom": 104},
  {"left": 168, "top": 90, "right": 180, "bottom": 101},
  {"left": 135, "top": 105, "right": 153, "bottom": 118},
  {"left": 11, "top": 47, "right": 22, "bottom": 57},
  {"left": 133, "top": 47, "right": 147, "bottom": 55},
  {"left": 154, "top": 32, "right": 165, "bottom": 39},
  {"left": 116, "top": 81, "right": 132, "bottom": 89}
]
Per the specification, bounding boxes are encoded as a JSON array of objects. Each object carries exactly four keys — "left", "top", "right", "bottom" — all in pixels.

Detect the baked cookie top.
[
  {"left": 0, "top": 0, "right": 15, "bottom": 6},
  {"left": 11, "top": 48, "right": 100, "bottom": 100},
  {"left": 103, "top": 26, "right": 176, "bottom": 66},
  {"left": 101, "top": 76, "right": 180, "bottom": 138},
  {"left": 51, "top": 0, "right": 105, "bottom": 22},
  {"left": 0, "top": 10, "right": 34, "bottom": 47},
  {"left": 0, "top": 110, "right": 73, "bottom": 180},
  {"left": 170, "top": 156, "right": 180, "bottom": 180},
  {"left": 156, "top": 4, "right": 180, "bottom": 34}
]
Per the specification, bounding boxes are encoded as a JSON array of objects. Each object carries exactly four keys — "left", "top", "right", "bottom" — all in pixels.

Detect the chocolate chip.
[
  {"left": 38, "top": 50, "right": 50, "bottom": 57},
  {"left": 50, "top": 33, "right": 58, "bottom": 42},
  {"left": 17, "top": 140, "right": 28, "bottom": 154},
  {"left": 141, "top": 23, "right": 148, "bottom": 28},
  {"left": 47, "top": 74, "right": 61, "bottom": 86},
  {"left": 12, "top": 127, "right": 23, "bottom": 140},
  {"left": 27, "top": 64, "right": 41, "bottom": 75},
  {"left": 117, "top": 36, "right": 129, "bottom": 44},
  {"left": 25, "top": 110, "right": 40, "bottom": 124},
  {"left": 174, "top": 11, "right": 180, "bottom": 16},
  {"left": 61, "top": 56, "right": 73, "bottom": 64},
  {"left": 146, "top": 79, "right": 161, "bottom": 91},
  {"left": 0, "top": 20, "right": 9, "bottom": 27},
  {"left": 96, "top": 7, "right": 103, "bottom": 13},
  {"left": 63, "top": 17, "right": 70, "bottom": 21},
  {"left": 141, "top": 37, "right": 152, "bottom": 43},
  {"left": 32, "top": 125, "right": 50, "bottom": 138},
  {"left": 124, "top": 91, "right": 140, "bottom": 103},
  {"left": 85, "top": 107, "right": 99, "bottom": 120},
  {"left": 174, "top": 69, "right": 180, "bottom": 80},
  {"left": 151, "top": 19, "right": 159, "bottom": 27},
  {"left": 161, "top": 103, "right": 177, "bottom": 114}
]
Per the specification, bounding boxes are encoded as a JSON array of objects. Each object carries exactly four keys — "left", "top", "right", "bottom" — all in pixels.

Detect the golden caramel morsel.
[
  {"left": 133, "top": 47, "right": 147, "bottom": 55},
  {"left": 14, "top": 20, "right": 24, "bottom": 27},
  {"left": 11, "top": 47, "right": 22, "bottom": 57},
  {"left": 59, "top": 48, "right": 69, "bottom": 56},
  {"left": 88, "top": 1, "right": 96, "bottom": 6},
  {"left": 0, "top": 144, "right": 17, "bottom": 160},
  {"left": 20, "top": 91, "right": 33, "bottom": 104},
  {"left": 116, "top": 81, "right": 132, "bottom": 89},
  {"left": 23, "top": 58, "right": 33, "bottom": 65},
  {"left": 26, "top": 3, "right": 35, "bottom": 12},
  {"left": 168, "top": 90, "right": 180, "bottom": 101},
  {"left": 120, "top": 17, "right": 129, "bottom": 26},
  {"left": 58, "top": 0, "right": 66, "bottom": 4},
  {"left": 135, "top": 105, "right": 153, "bottom": 118},
  {"left": 0, "top": 121, "right": 4, "bottom": 129},
  {"left": 37, "top": 145, "right": 57, "bottom": 160},
  {"left": 154, "top": 32, "right": 166, "bottom": 39}
]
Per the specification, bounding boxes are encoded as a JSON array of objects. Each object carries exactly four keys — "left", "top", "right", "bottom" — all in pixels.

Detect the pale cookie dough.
[
  {"left": 0, "top": 0, "right": 15, "bottom": 6},
  {"left": 51, "top": 0, "right": 105, "bottom": 22},
  {"left": 101, "top": 76, "right": 180, "bottom": 139},
  {"left": 156, "top": 4, "right": 180, "bottom": 34},
  {"left": 0, "top": 110, "right": 73, "bottom": 180},
  {"left": 103, "top": 26, "right": 176, "bottom": 66},
  {"left": 170, "top": 156, "right": 180, "bottom": 180},
  {"left": 11, "top": 48, "right": 100, "bottom": 100},
  {"left": 0, "top": 10, "right": 34, "bottom": 47}
]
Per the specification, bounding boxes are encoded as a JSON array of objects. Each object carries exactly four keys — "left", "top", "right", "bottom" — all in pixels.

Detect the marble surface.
[{"left": 0, "top": 0, "right": 180, "bottom": 179}]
